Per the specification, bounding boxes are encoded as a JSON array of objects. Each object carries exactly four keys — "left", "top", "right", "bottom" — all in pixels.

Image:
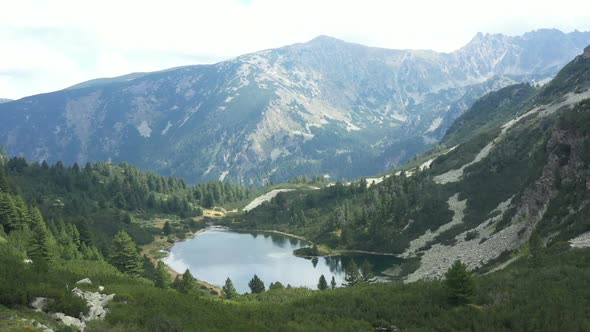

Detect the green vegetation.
[
  {"left": 248, "top": 274, "right": 266, "bottom": 293},
  {"left": 1, "top": 50, "right": 590, "bottom": 331},
  {"left": 154, "top": 261, "right": 171, "bottom": 289},
  {"left": 317, "top": 275, "right": 328, "bottom": 291},
  {"left": 444, "top": 260, "right": 474, "bottom": 305},
  {"left": 109, "top": 230, "right": 142, "bottom": 276},
  {"left": 222, "top": 278, "right": 237, "bottom": 299},
  {"left": 2, "top": 157, "right": 254, "bottom": 254}
]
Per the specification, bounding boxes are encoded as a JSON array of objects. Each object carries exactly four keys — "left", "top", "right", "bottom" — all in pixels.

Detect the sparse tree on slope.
[
  {"left": 360, "top": 259, "right": 376, "bottom": 283},
  {"left": 175, "top": 269, "right": 197, "bottom": 294},
  {"left": 0, "top": 193, "right": 18, "bottom": 233},
  {"left": 444, "top": 260, "right": 474, "bottom": 306},
  {"left": 222, "top": 277, "right": 238, "bottom": 299},
  {"left": 28, "top": 217, "right": 54, "bottom": 271},
  {"left": 154, "top": 261, "right": 171, "bottom": 289},
  {"left": 248, "top": 274, "right": 265, "bottom": 293},
  {"left": 110, "top": 230, "right": 142, "bottom": 276},
  {"left": 269, "top": 281, "right": 285, "bottom": 291},
  {"left": 318, "top": 275, "right": 328, "bottom": 290},
  {"left": 331, "top": 276, "right": 337, "bottom": 290},
  {"left": 344, "top": 259, "right": 361, "bottom": 287},
  {"left": 162, "top": 221, "right": 172, "bottom": 236}
]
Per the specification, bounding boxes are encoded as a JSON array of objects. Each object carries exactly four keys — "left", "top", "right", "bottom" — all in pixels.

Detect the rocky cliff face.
[
  {"left": 403, "top": 47, "right": 590, "bottom": 280},
  {"left": 1, "top": 29, "right": 589, "bottom": 184}
]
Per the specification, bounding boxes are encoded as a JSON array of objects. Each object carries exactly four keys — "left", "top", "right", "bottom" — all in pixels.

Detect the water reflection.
[
  {"left": 163, "top": 228, "right": 401, "bottom": 293},
  {"left": 311, "top": 257, "right": 319, "bottom": 268}
]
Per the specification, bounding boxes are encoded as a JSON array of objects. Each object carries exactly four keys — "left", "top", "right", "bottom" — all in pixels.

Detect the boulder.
[
  {"left": 31, "top": 297, "right": 49, "bottom": 312},
  {"left": 51, "top": 312, "right": 85, "bottom": 331},
  {"left": 76, "top": 278, "right": 92, "bottom": 285}
]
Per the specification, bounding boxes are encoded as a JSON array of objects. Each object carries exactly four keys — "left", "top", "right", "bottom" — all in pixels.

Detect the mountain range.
[
  {"left": 1, "top": 28, "right": 589, "bottom": 184},
  {"left": 238, "top": 44, "right": 590, "bottom": 280}
]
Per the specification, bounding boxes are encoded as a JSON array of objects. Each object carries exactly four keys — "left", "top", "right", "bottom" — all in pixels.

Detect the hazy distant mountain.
[
  {"left": 0, "top": 98, "right": 12, "bottom": 104},
  {"left": 1, "top": 28, "right": 589, "bottom": 184}
]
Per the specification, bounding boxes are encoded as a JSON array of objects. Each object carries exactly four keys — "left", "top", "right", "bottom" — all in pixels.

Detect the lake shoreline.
[
  {"left": 143, "top": 225, "right": 223, "bottom": 294},
  {"left": 229, "top": 228, "right": 310, "bottom": 243},
  {"left": 229, "top": 227, "right": 401, "bottom": 258}
]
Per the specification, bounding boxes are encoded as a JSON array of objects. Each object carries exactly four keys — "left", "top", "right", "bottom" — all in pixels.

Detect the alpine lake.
[{"left": 163, "top": 227, "right": 402, "bottom": 293}]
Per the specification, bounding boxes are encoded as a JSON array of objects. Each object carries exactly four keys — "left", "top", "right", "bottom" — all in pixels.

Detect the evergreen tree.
[
  {"left": 444, "top": 260, "right": 474, "bottom": 306},
  {"left": 248, "top": 274, "right": 265, "bottom": 293},
  {"left": 269, "top": 281, "right": 285, "bottom": 291},
  {"left": 203, "top": 192, "right": 215, "bottom": 209},
  {"left": 222, "top": 277, "right": 238, "bottom": 299},
  {"left": 81, "top": 243, "right": 102, "bottom": 260},
  {"left": 344, "top": 259, "right": 361, "bottom": 287},
  {"left": 109, "top": 230, "right": 142, "bottom": 276},
  {"left": 171, "top": 275, "right": 182, "bottom": 290},
  {"left": 330, "top": 276, "right": 337, "bottom": 290},
  {"left": 163, "top": 221, "right": 172, "bottom": 236},
  {"left": 28, "top": 217, "right": 54, "bottom": 271},
  {"left": 318, "top": 275, "right": 328, "bottom": 291},
  {"left": 174, "top": 269, "right": 197, "bottom": 294},
  {"left": 360, "top": 260, "right": 376, "bottom": 283},
  {"left": 0, "top": 193, "right": 17, "bottom": 233},
  {"left": 154, "top": 261, "right": 171, "bottom": 289},
  {"left": 0, "top": 168, "right": 9, "bottom": 193}
]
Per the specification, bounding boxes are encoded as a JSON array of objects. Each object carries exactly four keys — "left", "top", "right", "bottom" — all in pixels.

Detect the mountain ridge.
[
  {"left": 1, "top": 29, "right": 589, "bottom": 184},
  {"left": 235, "top": 44, "right": 590, "bottom": 281}
]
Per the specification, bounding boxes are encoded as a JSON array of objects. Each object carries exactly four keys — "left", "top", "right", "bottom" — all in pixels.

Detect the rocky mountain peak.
[
  {"left": 583, "top": 45, "right": 590, "bottom": 59},
  {"left": 1, "top": 29, "right": 589, "bottom": 184}
]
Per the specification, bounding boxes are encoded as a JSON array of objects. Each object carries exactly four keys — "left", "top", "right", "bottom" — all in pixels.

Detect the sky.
[{"left": 1, "top": 0, "right": 589, "bottom": 99}]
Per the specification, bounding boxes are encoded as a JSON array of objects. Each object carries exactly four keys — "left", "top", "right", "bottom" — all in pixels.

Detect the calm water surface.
[{"left": 163, "top": 227, "right": 401, "bottom": 293}]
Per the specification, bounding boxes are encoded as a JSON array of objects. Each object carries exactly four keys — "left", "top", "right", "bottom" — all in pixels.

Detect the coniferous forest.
[{"left": 1, "top": 7, "right": 590, "bottom": 331}]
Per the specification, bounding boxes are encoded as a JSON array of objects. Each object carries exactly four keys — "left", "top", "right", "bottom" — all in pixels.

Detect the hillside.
[
  {"left": 1, "top": 46, "right": 590, "bottom": 332},
  {"left": 2, "top": 152, "right": 590, "bottom": 331},
  {"left": 235, "top": 45, "right": 590, "bottom": 281},
  {"left": 1, "top": 29, "right": 589, "bottom": 184}
]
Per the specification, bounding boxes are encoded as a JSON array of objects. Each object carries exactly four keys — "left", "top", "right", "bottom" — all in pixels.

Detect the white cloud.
[{"left": 1, "top": 0, "right": 589, "bottom": 99}]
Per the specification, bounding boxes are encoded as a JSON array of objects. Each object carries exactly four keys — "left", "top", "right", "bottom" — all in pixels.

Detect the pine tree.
[
  {"left": 28, "top": 217, "right": 54, "bottom": 271},
  {"left": 344, "top": 259, "right": 361, "bottom": 287},
  {"left": 360, "top": 259, "right": 376, "bottom": 283},
  {"left": 318, "top": 275, "right": 328, "bottom": 290},
  {"left": 248, "top": 274, "right": 265, "bottom": 293},
  {"left": 174, "top": 269, "right": 197, "bottom": 294},
  {"left": 0, "top": 168, "right": 9, "bottom": 193},
  {"left": 163, "top": 221, "right": 172, "bottom": 236},
  {"left": 444, "top": 260, "right": 474, "bottom": 306},
  {"left": 203, "top": 192, "right": 215, "bottom": 209},
  {"left": 154, "top": 261, "right": 171, "bottom": 289},
  {"left": 171, "top": 275, "right": 182, "bottom": 290},
  {"left": 269, "top": 281, "right": 284, "bottom": 291},
  {"left": 109, "top": 230, "right": 142, "bottom": 276},
  {"left": 0, "top": 193, "right": 18, "bottom": 233},
  {"left": 81, "top": 243, "right": 102, "bottom": 260},
  {"left": 330, "top": 276, "right": 337, "bottom": 290},
  {"left": 222, "top": 277, "right": 238, "bottom": 299}
]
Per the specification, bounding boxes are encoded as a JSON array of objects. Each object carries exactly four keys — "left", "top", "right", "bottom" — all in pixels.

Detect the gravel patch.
[
  {"left": 569, "top": 231, "right": 590, "bottom": 248},
  {"left": 243, "top": 189, "right": 295, "bottom": 211},
  {"left": 401, "top": 194, "right": 466, "bottom": 258}
]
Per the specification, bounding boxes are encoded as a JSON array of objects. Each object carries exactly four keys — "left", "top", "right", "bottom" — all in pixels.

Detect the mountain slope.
[
  {"left": 1, "top": 29, "right": 589, "bottom": 184},
  {"left": 235, "top": 45, "right": 590, "bottom": 281}
]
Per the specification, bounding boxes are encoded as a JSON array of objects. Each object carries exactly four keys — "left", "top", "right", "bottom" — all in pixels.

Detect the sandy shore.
[{"left": 142, "top": 225, "right": 223, "bottom": 293}]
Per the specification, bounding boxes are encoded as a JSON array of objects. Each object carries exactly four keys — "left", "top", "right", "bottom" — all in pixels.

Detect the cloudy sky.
[{"left": 1, "top": 0, "right": 589, "bottom": 99}]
